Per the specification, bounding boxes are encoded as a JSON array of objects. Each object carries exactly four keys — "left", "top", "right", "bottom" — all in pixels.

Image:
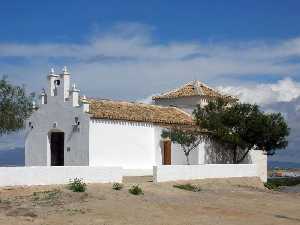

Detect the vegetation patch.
[
  {"left": 112, "top": 182, "right": 123, "bottom": 190},
  {"left": 0, "top": 198, "right": 11, "bottom": 209},
  {"left": 129, "top": 185, "right": 144, "bottom": 195},
  {"left": 66, "top": 208, "right": 86, "bottom": 215},
  {"left": 0, "top": 199, "right": 11, "bottom": 204},
  {"left": 173, "top": 183, "right": 202, "bottom": 192},
  {"left": 264, "top": 182, "right": 280, "bottom": 190},
  {"left": 32, "top": 189, "right": 61, "bottom": 201},
  {"left": 265, "top": 177, "right": 300, "bottom": 190},
  {"left": 68, "top": 178, "right": 87, "bottom": 192}
]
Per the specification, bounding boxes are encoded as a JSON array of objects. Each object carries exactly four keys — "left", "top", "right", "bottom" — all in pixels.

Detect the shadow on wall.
[
  {"left": 205, "top": 140, "right": 251, "bottom": 164},
  {"left": 0, "top": 148, "right": 24, "bottom": 166}
]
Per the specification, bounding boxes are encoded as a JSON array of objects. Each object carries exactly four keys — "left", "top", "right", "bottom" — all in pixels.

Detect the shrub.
[
  {"left": 129, "top": 185, "right": 143, "bottom": 195},
  {"left": 264, "top": 182, "right": 279, "bottom": 190},
  {"left": 112, "top": 182, "right": 123, "bottom": 190},
  {"left": 173, "top": 183, "right": 202, "bottom": 192},
  {"left": 68, "top": 178, "right": 86, "bottom": 192}
]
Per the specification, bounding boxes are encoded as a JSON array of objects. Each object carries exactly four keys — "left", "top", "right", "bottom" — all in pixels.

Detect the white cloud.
[
  {"left": 0, "top": 22, "right": 300, "bottom": 100},
  {"left": 218, "top": 78, "right": 300, "bottom": 105}
]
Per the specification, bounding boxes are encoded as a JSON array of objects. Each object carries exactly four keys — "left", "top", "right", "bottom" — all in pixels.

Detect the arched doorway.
[{"left": 50, "top": 131, "right": 64, "bottom": 166}]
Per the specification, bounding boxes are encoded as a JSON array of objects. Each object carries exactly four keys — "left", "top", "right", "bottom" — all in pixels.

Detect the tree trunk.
[
  {"left": 233, "top": 146, "right": 237, "bottom": 164},
  {"left": 237, "top": 149, "right": 250, "bottom": 164},
  {"left": 185, "top": 154, "right": 190, "bottom": 165}
]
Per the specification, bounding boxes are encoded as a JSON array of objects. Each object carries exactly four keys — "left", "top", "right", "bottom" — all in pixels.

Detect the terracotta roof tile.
[
  {"left": 152, "top": 80, "right": 235, "bottom": 100},
  {"left": 88, "top": 99, "right": 195, "bottom": 126}
]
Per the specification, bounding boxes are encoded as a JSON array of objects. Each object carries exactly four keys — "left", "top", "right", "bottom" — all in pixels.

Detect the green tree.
[
  {"left": 162, "top": 128, "right": 202, "bottom": 165},
  {"left": 0, "top": 77, "right": 33, "bottom": 136},
  {"left": 193, "top": 98, "right": 290, "bottom": 164}
]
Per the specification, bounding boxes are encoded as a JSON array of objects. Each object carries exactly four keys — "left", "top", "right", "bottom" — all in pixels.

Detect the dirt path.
[{"left": 0, "top": 177, "right": 299, "bottom": 225}]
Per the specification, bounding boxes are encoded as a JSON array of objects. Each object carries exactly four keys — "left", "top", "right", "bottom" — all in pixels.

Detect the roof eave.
[{"left": 90, "top": 115, "right": 194, "bottom": 126}]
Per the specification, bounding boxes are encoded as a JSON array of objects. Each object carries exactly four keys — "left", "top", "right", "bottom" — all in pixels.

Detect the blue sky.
[
  {"left": 1, "top": 1, "right": 300, "bottom": 43},
  {"left": 0, "top": 1, "right": 300, "bottom": 163}
]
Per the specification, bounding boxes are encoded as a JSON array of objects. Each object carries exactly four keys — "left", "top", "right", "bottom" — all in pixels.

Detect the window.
[{"left": 54, "top": 80, "right": 60, "bottom": 86}]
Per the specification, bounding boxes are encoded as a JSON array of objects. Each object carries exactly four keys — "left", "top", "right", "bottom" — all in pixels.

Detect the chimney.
[
  {"left": 40, "top": 88, "right": 47, "bottom": 104},
  {"left": 81, "top": 95, "right": 90, "bottom": 112},
  {"left": 70, "top": 83, "right": 80, "bottom": 107},
  {"left": 47, "top": 68, "right": 59, "bottom": 96}
]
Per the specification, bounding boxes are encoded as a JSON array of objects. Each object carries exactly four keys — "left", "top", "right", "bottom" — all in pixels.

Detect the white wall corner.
[{"left": 250, "top": 150, "right": 268, "bottom": 182}]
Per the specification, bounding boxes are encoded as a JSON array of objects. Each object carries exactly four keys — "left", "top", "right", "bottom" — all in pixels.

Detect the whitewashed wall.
[
  {"left": 154, "top": 95, "right": 208, "bottom": 114},
  {"left": 0, "top": 166, "right": 122, "bottom": 186},
  {"left": 171, "top": 143, "right": 194, "bottom": 165},
  {"left": 25, "top": 97, "right": 90, "bottom": 166},
  {"left": 250, "top": 150, "right": 268, "bottom": 182},
  {"left": 89, "top": 119, "right": 162, "bottom": 170},
  {"left": 171, "top": 142, "right": 205, "bottom": 165},
  {"left": 153, "top": 164, "right": 260, "bottom": 183}
]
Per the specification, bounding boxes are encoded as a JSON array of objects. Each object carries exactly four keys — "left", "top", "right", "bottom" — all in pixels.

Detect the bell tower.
[
  {"left": 60, "top": 66, "right": 71, "bottom": 101},
  {"left": 47, "top": 68, "right": 59, "bottom": 96}
]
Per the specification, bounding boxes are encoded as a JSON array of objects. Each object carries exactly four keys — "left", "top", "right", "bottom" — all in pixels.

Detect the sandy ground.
[{"left": 0, "top": 177, "right": 300, "bottom": 225}]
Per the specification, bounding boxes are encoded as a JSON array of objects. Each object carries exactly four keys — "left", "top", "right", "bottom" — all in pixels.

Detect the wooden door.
[{"left": 163, "top": 140, "right": 171, "bottom": 165}]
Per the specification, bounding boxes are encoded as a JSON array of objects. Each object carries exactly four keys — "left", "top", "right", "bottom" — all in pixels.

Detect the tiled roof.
[
  {"left": 152, "top": 80, "right": 235, "bottom": 100},
  {"left": 88, "top": 99, "right": 195, "bottom": 126}
]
